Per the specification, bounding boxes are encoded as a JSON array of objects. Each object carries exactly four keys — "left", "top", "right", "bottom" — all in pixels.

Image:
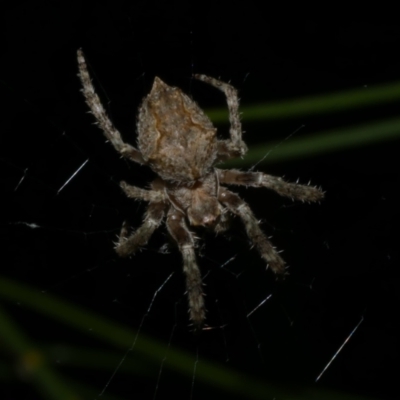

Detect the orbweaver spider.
[{"left": 77, "top": 49, "right": 324, "bottom": 330}]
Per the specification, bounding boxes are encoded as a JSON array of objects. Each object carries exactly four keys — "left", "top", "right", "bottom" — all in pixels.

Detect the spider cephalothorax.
[{"left": 77, "top": 49, "right": 324, "bottom": 330}]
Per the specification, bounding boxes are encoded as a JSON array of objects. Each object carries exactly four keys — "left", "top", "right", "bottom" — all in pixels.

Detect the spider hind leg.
[{"left": 194, "top": 74, "right": 247, "bottom": 161}]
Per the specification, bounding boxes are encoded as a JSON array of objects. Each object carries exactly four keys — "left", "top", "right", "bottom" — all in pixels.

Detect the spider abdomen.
[{"left": 137, "top": 77, "right": 218, "bottom": 181}]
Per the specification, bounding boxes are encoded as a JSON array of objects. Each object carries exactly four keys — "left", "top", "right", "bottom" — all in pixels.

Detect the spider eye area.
[
  {"left": 187, "top": 190, "right": 220, "bottom": 227},
  {"left": 189, "top": 212, "right": 219, "bottom": 227},
  {"left": 188, "top": 211, "right": 220, "bottom": 227}
]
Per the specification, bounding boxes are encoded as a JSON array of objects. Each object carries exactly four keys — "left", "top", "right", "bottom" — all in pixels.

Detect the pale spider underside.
[{"left": 77, "top": 49, "right": 324, "bottom": 330}]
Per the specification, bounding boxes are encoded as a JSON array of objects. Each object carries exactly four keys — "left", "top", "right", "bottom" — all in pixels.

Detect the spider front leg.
[
  {"left": 77, "top": 49, "right": 145, "bottom": 164},
  {"left": 166, "top": 209, "right": 205, "bottom": 330},
  {"left": 217, "top": 169, "right": 324, "bottom": 202},
  {"left": 120, "top": 181, "right": 166, "bottom": 203},
  {"left": 115, "top": 200, "right": 166, "bottom": 257},
  {"left": 194, "top": 74, "right": 247, "bottom": 161},
  {"left": 218, "top": 188, "right": 286, "bottom": 275}
]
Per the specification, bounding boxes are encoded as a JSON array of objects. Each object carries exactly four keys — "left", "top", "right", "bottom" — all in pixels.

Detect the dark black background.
[{"left": 1, "top": 2, "right": 399, "bottom": 400}]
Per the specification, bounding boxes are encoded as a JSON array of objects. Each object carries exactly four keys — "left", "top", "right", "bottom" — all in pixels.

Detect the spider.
[{"left": 77, "top": 49, "right": 324, "bottom": 330}]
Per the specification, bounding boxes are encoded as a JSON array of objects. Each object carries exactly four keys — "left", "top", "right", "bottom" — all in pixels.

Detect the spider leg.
[
  {"left": 120, "top": 181, "right": 166, "bottom": 202},
  {"left": 194, "top": 74, "right": 247, "bottom": 161},
  {"left": 214, "top": 206, "right": 231, "bottom": 234},
  {"left": 77, "top": 49, "right": 145, "bottom": 165},
  {"left": 218, "top": 188, "right": 286, "bottom": 275},
  {"left": 166, "top": 209, "right": 205, "bottom": 330},
  {"left": 115, "top": 201, "right": 166, "bottom": 257},
  {"left": 217, "top": 169, "right": 324, "bottom": 202}
]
